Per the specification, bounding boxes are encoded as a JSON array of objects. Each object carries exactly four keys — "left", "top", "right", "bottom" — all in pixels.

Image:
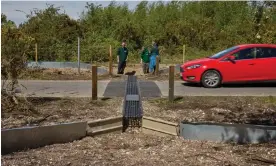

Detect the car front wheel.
[{"left": 201, "top": 70, "right": 222, "bottom": 88}]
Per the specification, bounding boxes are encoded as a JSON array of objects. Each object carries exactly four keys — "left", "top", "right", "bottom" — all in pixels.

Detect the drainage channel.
[
  {"left": 3, "top": 76, "right": 275, "bottom": 155},
  {"left": 122, "top": 76, "right": 143, "bottom": 131}
]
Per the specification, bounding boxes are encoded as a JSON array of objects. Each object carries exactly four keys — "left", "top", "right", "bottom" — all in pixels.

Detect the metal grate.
[
  {"left": 124, "top": 100, "right": 140, "bottom": 117},
  {"left": 123, "top": 76, "right": 142, "bottom": 118},
  {"left": 126, "top": 76, "right": 138, "bottom": 95},
  {"left": 126, "top": 82, "right": 138, "bottom": 95},
  {"left": 122, "top": 76, "right": 143, "bottom": 131}
]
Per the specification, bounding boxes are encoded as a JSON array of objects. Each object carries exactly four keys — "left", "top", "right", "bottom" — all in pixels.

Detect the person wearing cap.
[
  {"left": 140, "top": 46, "right": 150, "bottom": 74},
  {"left": 117, "top": 40, "right": 128, "bottom": 74}
]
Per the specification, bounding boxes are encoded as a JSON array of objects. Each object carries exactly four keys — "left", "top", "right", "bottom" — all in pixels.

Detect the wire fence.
[
  {"left": 27, "top": 42, "right": 112, "bottom": 63},
  {"left": 27, "top": 43, "right": 186, "bottom": 65}
]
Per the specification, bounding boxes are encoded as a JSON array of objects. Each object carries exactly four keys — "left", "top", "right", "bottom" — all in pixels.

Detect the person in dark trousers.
[
  {"left": 140, "top": 46, "right": 150, "bottom": 74},
  {"left": 149, "top": 41, "right": 159, "bottom": 74},
  {"left": 117, "top": 40, "right": 128, "bottom": 74}
]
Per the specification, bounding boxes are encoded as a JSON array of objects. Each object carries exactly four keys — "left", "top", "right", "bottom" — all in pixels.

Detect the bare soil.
[
  {"left": 19, "top": 64, "right": 181, "bottom": 81},
  {"left": 2, "top": 96, "right": 276, "bottom": 165},
  {"left": 143, "top": 96, "right": 276, "bottom": 125},
  {"left": 1, "top": 97, "right": 123, "bottom": 129},
  {"left": 2, "top": 130, "right": 276, "bottom": 166},
  {"left": 19, "top": 68, "right": 111, "bottom": 80},
  {"left": 2, "top": 96, "right": 275, "bottom": 129}
]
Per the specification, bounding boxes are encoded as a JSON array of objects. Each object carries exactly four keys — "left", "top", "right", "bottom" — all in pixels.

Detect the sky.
[{"left": 1, "top": 1, "right": 142, "bottom": 25}]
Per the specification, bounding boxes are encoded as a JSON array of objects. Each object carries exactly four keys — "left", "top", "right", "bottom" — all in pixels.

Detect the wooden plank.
[
  {"left": 142, "top": 116, "right": 179, "bottom": 136},
  {"left": 92, "top": 65, "right": 97, "bottom": 100},
  {"left": 87, "top": 116, "right": 123, "bottom": 136},
  {"left": 87, "top": 126, "right": 123, "bottom": 136},
  {"left": 109, "top": 45, "right": 113, "bottom": 75},
  {"left": 87, "top": 116, "right": 122, "bottom": 129},
  {"left": 169, "top": 65, "right": 175, "bottom": 102},
  {"left": 155, "top": 56, "right": 160, "bottom": 75}
]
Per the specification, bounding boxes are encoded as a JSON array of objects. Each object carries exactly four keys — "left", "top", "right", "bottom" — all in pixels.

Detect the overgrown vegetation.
[
  {"left": 2, "top": 1, "right": 276, "bottom": 64},
  {"left": 1, "top": 13, "right": 34, "bottom": 112}
]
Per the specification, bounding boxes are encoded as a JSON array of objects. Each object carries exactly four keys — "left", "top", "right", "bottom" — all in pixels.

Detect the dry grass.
[
  {"left": 19, "top": 64, "right": 181, "bottom": 81},
  {"left": 19, "top": 68, "right": 111, "bottom": 80},
  {"left": 1, "top": 97, "right": 123, "bottom": 129},
  {"left": 2, "top": 130, "right": 276, "bottom": 166},
  {"left": 143, "top": 96, "right": 276, "bottom": 125}
]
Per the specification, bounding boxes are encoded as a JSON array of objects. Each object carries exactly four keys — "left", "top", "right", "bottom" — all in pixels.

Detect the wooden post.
[
  {"left": 92, "top": 65, "right": 97, "bottom": 100},
  {"left": 155, "top": 56, "right": 160, "bottom": 76},
  {"left": 169, "top": 65, "right": 175, "bottom": 102},
  {"left": 35, "top": 43, "right": 38, "bottom": 63},
  {"left": 109, "top": 45, "right": 113, "bottom": 75},
  {"left": 78, "top": 37, "right": 80, "bottom": 74},
  {"left": 183, "top": 45, "right": 186, "bottom": 63}
]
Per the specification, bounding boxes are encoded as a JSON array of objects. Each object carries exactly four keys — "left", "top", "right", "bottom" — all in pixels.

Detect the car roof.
[{"left": 237, "top": 44, "right": 276, "bottom": 48}]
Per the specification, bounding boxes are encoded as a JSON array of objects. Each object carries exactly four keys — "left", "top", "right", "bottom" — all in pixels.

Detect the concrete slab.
[
  {"left": 103, "top": 80, "right": 126, "bottom": 97},
  {"left": 180, "top": 122, "right": 276, "bottom": 144},
  {"left": 2, "top": 122, "right": 87, "bottom": 154},
  {"left": 139, "top": 81, "right": 162, "bottom": 97}
]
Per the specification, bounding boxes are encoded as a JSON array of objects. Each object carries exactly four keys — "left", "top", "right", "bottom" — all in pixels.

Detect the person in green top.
[
  {"left": 140, "top": 46, "right": 150, "bottom": 74},
  {"left": 117, "top": 40, "right": 128, "bottom": 74}
]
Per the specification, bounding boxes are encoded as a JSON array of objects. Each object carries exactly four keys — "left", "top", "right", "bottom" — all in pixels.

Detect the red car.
[{"left": 180, "top": 44, "right": 276, "bottom": 88}]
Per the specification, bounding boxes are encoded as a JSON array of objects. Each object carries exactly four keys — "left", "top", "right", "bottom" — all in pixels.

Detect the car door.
[
  {"left": 254, "top": 47, "right": 276, "bottom": 80},
  {"left": 218, "top": 47, "right": 257, "bottom": 82}
]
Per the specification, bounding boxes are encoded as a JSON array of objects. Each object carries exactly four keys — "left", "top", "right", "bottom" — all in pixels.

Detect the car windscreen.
[{"left": 209, "top": 46, "right": 239, "bottom": 59}]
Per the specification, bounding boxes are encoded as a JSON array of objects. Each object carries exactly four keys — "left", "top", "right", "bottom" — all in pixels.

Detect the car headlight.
[{"left": 186, "top": 64, "right": 201, "bottom": 69}]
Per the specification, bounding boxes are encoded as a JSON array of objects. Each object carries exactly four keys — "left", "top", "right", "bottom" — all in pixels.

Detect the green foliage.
[
  {"left": 19, "top": 4, "right": 81, "bottom": 61},
  {"left": 2, "top": 1, "right": 276, "bottom": 64},
  {"left": 1, "top": 17, "right": 33, "bottom": 79}
]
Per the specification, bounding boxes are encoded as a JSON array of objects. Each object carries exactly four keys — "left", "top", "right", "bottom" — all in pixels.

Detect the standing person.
[
  {"left": 149, "top": 41, "right": 159, "bottom": 74},
  {"left": 117, "top": 40, "right": 128, "bottom": 74},
  {"left": 140, "top": 46, "right": 150, "bottom": 74}
]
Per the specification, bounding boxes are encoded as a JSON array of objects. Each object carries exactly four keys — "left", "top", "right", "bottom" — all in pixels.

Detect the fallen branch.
[
  {"left": 26, "top": 115, "right": 52, "bottom": 125},
  {"left": 250, "top": 156, "right": 276, "bottom": 164}
]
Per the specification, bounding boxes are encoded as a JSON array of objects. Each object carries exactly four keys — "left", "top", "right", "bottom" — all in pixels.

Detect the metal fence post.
[
  {"left": 35, "top": 43, "right": 38, "bottom": 63},
  {"left": 78, "top": 37, "right": 80, "bottom": 74}
]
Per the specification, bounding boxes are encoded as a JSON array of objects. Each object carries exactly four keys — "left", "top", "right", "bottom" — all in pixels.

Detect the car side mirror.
[
  {"left": 223, "top": 55, "right": 236, "bottom": 63},
  {"left": 225, "top": 55, "right": 236, "bottom": 62},
  {"left": 228, "top": 55, "right": 236, "bottom": 60}
]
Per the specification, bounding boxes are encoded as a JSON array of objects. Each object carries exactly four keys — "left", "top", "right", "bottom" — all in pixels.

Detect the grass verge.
[{"left": 143, "top": 96, "right": 276, "bottom": 125}]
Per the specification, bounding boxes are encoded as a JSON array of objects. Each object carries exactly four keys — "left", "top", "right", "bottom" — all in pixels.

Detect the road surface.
[{"left": 13, "top": 80, "right": 276, "bottom": 97}]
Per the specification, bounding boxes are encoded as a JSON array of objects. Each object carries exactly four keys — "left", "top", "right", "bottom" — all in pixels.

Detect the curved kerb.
[{"left": 180, "top": 121, "right": 276, "bottom": 144}]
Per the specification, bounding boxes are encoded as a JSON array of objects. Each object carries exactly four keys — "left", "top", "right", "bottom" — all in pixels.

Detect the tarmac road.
[{"left": 13, "top": 80, "right": 276, "bottom": 98}]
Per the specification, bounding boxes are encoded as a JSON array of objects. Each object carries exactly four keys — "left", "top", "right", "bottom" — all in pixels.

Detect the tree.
[{"left": 1, "top": 13, "right": 34, "bottom": 109}]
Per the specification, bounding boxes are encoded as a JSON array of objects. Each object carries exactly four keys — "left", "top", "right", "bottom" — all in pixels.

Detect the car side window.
[
  {"left": 271, "top": 48, "right": 276, "bottom": 57},
  {"left": 255, "top": 47, "right": 276, "bottom": 59},
  {"left": 232, "top": 48, "right": 255, "bottom": 60}
]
